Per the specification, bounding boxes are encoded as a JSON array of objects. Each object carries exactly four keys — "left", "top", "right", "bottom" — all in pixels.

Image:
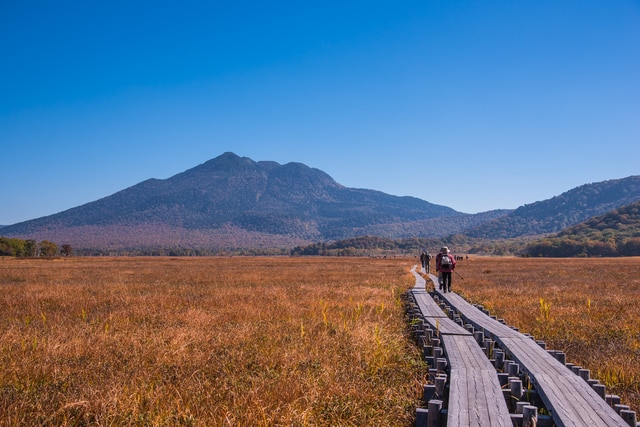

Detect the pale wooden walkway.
[
  {"left": 410, "top": 267, "right": 512, "bottom": 426},
  {"left": 430, "top": 272, "right": 632, "bottom": 427}
]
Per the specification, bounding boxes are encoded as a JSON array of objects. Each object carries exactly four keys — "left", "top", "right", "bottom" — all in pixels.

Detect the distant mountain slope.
[
  {"left": 5, "top": 153, "right": 635, "bottom": 252},
  {"left": 2, "top": 152, "right": 487, "bottom": 249},
  {"left": 524, "top": 201, "right": 640, "bottom": 257},
  {"left": 464, "top": 176, "right": 640, "bottom": 239},
  {"left": 346, "top": 209, "right": 510, "bottom": 239}
]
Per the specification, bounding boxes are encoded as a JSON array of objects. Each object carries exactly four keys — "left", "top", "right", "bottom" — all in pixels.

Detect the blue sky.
[{"left": 1, "top": 1, "right": 639, "bottom": 225}]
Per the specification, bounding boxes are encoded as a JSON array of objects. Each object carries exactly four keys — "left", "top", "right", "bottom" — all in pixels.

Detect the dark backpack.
[{"left": 440, "top": 254, "right": 452, "bottom": 269}]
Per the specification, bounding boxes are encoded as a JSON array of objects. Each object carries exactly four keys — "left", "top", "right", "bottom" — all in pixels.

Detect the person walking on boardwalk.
[
  {"left": 436, "top": 246, "right": 456, "bottom": 292},
  {"left": 425, "top": 251, "right": 432, "bottom": 273}
]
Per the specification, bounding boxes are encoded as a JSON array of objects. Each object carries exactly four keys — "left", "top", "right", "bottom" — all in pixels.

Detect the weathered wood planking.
[
  {"left": 444, "top": 336, "right": 512, "bottom": 426},
  {"left": 501, "top": 336, "right": 625, "bottom": 427},
  {"left": 411, "top": 268, "right": 512, "bottom": 426},
  {"left": 434, "top": 290, "right": 524, "bottom": 340},
  {"left": 412, "top": 290, "right": 450, "bottom": 318},
  {"left": 412, "top": 290, "right": 469, "bottom": 336},
  {"left": 437, "top": 287, "right": 629, "bottom": 427}
]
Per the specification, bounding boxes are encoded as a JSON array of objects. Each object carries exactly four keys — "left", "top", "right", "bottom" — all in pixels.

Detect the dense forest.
[
  {"left": 0, "top": 237, "right": 69, "bottom": 257},
  {"left": 524, "top": 202, "right": 640, "bottom": 257}
]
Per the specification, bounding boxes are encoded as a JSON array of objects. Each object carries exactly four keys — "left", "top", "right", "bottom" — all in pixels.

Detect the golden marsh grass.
[
  {"left": 451, "top": 256, "right": 640, "bottom": 413},
  {"left": 2, "top": 255, "right": 639, "bottom": 425},
  {"left": 0, "top": 256, "right": 425, "bottom": 426}
]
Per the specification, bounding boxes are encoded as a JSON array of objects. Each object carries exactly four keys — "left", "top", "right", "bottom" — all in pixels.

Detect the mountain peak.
[
  {"left": 201, "top": 152, "right": 257, "bottom": 171},
  {"left": 0, "top": 153, "right": 460, "bottom": 249},
  {"left": 170, "top": 152, "right": 261, "bottom": 183}
]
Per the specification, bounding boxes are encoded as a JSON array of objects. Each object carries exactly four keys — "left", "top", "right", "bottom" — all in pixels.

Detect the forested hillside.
[
  {"left": 464, "top": 176, "right": 640, "bottom": 239},
  {"left": 524, "top": 201, "right": 640, "bottom": 257}
]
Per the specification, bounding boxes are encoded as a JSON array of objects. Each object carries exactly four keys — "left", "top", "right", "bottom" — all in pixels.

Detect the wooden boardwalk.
[
  {"left": 410, "top": 267, "right": 512, "bottom": 426},
  {"left": 412, "top": 267, "right": 635, "bottom": 427}
]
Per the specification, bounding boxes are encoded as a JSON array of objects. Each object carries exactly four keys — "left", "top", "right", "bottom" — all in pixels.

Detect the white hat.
[{"left": 440, "top": 246, "right": 450, "bottom": 254}]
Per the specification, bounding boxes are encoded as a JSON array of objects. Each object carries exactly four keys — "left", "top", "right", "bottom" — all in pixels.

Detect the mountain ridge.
[
  {"left": 524, "top": 200, "right": 640, "bottom": 257},
  {"left": 2, "top": 152, "right": 488, "bottom": 249},
  {"left": 463, "top": 176, "right": 640, "bottom": 239},
  {"left": 2, "top": 152, "right": 639, "bottom": 251}
]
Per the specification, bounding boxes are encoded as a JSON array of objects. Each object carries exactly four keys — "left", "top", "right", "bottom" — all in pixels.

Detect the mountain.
[
  {"left": 1, "top": 152, "right": 502, "bottom": 250},
  {"left": 463, "top": 176, "right": 640, "bottom": 239},
  {"left": 524, "top": 201, "right": 640, "bottom": 257},
  {"left": 5, "top": 153, "right": 637, "bottom": 252}
]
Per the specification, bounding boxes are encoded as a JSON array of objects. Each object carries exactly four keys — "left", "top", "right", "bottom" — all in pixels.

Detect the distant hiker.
[
  {"left": 425, "top": 251, "right": 432, "bottom": 273},
  {"left": 436, "top": 246, "right": 456, "bottom": 293},
  {"left": 420, "top": 252, "right": 427, "bottom": 270}
]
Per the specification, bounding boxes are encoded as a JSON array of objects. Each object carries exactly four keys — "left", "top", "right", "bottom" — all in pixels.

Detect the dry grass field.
[
  {"left": 0, "top": 256, "right": 425, "bottom": 426},
  {"left": 449, "top": 256, "right": 640, "bottom": 414},
  {"left": 2, "top": 256, "right": 639, "bottom": 426}
]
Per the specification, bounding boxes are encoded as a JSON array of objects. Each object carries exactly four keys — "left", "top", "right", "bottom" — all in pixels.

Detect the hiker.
[
  {"left": 425, "top": 251, "right": 432, "bottom": 273},
  {"left": 420, "top": 252, "right": 426, "bottom": 270},
  {"left": 436, "top": 246, "right": 456, "bottom": 292}
]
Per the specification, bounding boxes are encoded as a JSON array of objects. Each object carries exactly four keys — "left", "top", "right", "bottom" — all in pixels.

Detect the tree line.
[
  {"left": 291, "top": 236, "right": 451, "bottom": 256},
  {"left": 0, "top": 237, "right": 72, "bottom": 257},
  {"left": 524, "top": 237, "right": 640, "bottom": 257}
]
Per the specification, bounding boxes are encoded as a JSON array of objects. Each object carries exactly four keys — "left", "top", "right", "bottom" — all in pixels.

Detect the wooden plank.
[
  {"left": 444, "top": 335, "right": 511, "bottom": 426},
  {"left": 438, "top": 291, "right": 523, "bottom": 339},
  {"left": 442, "top": 334, "right": 491, "bottom": 371},
  {"left": 413, "top": 291, "right": 449, "bottom": 318},
  {"left": 447, "top": 367, "right": 470, "bottom": 425},
  {"left": 448, "top": 369, "right": 508, "bottom": 427},
  {"left": 410, "top": 267, "right": 512, "bottom": 426},
  {"left": 480, "top": 369, "right": 515, "bottom": 427},
  {"left": 500, "top": 336, "right": 624, "bottom": 427},
  {"left": 409, "top": 271, "right": 469, "bottom": 336},
  {"left": 441, "top": 337, "right": 512, "bottom": 426},
  {"left": 441, "top": 288, "right": 628, "bottom": 427},
  {"left": 411, "top": 290, "right": 471, "bottom": 336}
]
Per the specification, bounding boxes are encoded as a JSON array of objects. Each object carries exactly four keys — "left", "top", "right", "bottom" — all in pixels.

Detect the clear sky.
[{"left": 1, "top": 1, "right": 639, "bottom": 225}]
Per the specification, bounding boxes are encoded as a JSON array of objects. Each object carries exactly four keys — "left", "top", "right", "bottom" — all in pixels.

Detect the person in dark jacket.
[{"left": 435, "top": 246, "right": 456, "bottom": 292}]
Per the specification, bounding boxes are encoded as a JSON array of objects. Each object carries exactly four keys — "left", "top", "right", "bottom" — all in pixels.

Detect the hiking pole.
[{"left": 454, "top": 270, "right": 465, "bottom": 280}]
